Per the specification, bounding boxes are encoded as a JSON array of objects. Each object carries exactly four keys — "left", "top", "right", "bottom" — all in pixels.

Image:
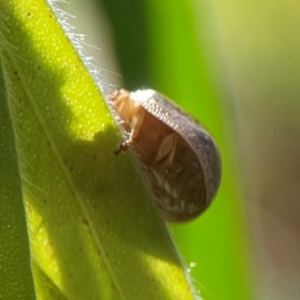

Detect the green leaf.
[
  {"left": 0, "top": 0, "right": 197, "bottom": 299},
  {"left": 145, "top": 0, "right": 254, "bottom": 299},
  {"left": 0, "top": 59, "right": 35, "bottom": 300}
]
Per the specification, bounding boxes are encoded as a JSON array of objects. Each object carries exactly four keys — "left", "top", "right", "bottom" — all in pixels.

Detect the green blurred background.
[{"left": 62, "top": 0, "right": 300, "bottom": 299}]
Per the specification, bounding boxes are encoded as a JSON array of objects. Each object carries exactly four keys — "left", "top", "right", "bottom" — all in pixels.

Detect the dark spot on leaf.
[{"left": 82, "top": 219, "right": 89, "bottom": 225}]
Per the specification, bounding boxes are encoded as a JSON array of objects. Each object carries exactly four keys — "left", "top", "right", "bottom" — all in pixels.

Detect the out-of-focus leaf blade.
[{"left": 145, "top": 0, "right": 254, "bottom": 299}]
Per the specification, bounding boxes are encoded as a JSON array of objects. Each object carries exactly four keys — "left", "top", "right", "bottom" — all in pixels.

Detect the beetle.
[{"left": 109, "top": 89, "right": 221, "bottom": 222}]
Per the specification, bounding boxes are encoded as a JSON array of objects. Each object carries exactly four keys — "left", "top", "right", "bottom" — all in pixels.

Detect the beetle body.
[{"left": 109, "top": 89, "right": 221, "bottom": 223}]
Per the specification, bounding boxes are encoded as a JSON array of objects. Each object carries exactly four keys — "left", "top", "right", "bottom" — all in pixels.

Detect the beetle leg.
[
  {"left": 156, "top": 133, "right": 181, "bottom": 173},
  {"left": 114, "top": 108, "right": 145, "bottom": 155},
  {"left": 156, "top": 133, "right": 176, "bottom": 162},
  {"left": 165, "top": 144, "right": 182, "bottom": 173}
]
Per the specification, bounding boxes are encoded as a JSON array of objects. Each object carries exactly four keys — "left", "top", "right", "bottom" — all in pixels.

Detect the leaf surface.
[{"left": 0, "top": 0, "right": 197, "bottom": 299}]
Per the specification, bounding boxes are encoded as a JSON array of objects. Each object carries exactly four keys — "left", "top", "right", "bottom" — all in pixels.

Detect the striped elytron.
[{"left": 109, "top": 89, "right": 221, "bottom": 223}]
